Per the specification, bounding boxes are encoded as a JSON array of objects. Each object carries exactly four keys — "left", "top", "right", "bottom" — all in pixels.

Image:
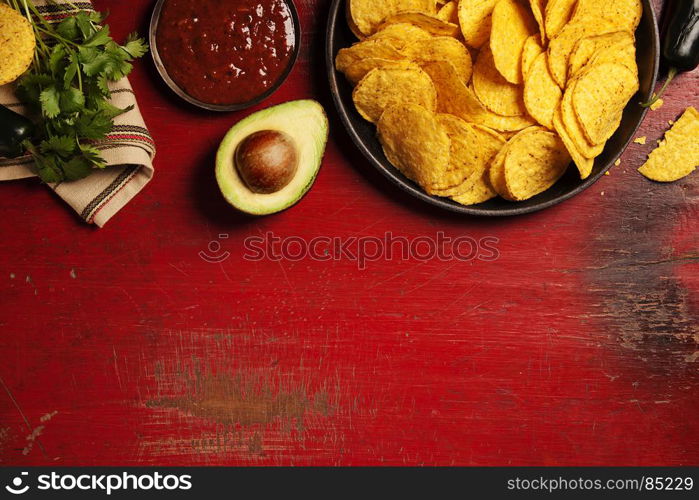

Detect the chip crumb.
[
  {"left": 634, "top": 136, "right": 647, "bottom": 145},
  {"left": 650, "top": 97, "right": 664, "bottom": 111},
  {"left": 668, "top": 120, "right": 675, "bottom": 125},
  {"left": 604, "top": 171, "right": 610, "bottom": 176},
  {"left": 614, "top": 159, "right": 621, "bottom": 166}
]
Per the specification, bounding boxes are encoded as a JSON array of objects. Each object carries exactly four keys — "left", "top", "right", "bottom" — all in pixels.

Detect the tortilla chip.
[
  {"left": 367, "top": 22, "right": 433, "bottom": 49},
  {"left": 544, "top": 0, "right": 577, "bottom": 39},
  {"left": 521, "top": 34, "right": 544, "bottom": 80},
  {"left": 431, "top": 114, "right": 506, "bottom": 195},
  {"left": 380, "top": 12, "right": 460, "bottom": 37},
  {"left": 572, "top": 62, "right": 639, "bottom": 145},
  {"left": 377, "top": 104, "right": 451, "bottom": 192},
  {"left": 451, "top": 170, "right": 499, "bottom": 205},
  {"left": 0, "top": 4, "right": 36, "bottom": 86},
  {"left": 348, "top": 0, "right": 437, "bottom": 37},
  {"left": 524, "top": 52, "right": 562, "bottom": 130},
  {"left": 335, "top": 39, "right": 404, "bottom": 73},
  {"left": 343, "top": 58, "right": 416, "bottom": 86},
  {"left": 638, "top": 107, "right": 699, "bottom": 182},
  {"left": 529, "top": 0, "right": 547, "bottom": 41},
  {"left": 421, "top": 60, "right": 535, "bottom": 132},
  {"left": 490, "top": 0, "right": 539, "bottom": 84},
  {"left": 547, "top": 18, "right": 615, "bottom": 87},
  {"left": 560, "top": 87, "right": 605, "bottom": 158},
  {"left": 437, "top": 1, "right": 459, "bottom": 24},
  {"left": 571, "top": 0, "right": 643, "bottom": 32},
  {"left": 488, "top": 146, "right": 510, "bottom": 198},
  {"left": 473, "top": 47, "right": 528, "bottom": 117},
  {"left": 353, "top": 65, "right": 437, "bottom": 123},
  {"left": 568, "top": 31, "right": 635, "bottom": 79},
  {"left": 458, "top": 0, "right": 497, "bottom": 48},
  {"left": 553, "top": 108, "right": 594, "bottom": 179},
  {"left": 504, "top": 128, "right": 571, "bottom": 200},
  {"left": 403, "top": 36, "right": 473, "bottom": 84}
]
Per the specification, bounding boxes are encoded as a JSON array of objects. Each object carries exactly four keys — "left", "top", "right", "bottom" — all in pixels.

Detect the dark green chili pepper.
[
  {"left": 0, "top": 104, "right": 35, "bottom": 158},
  {"left": 642, "top": 0, "right": 699, "bottom": 107}
]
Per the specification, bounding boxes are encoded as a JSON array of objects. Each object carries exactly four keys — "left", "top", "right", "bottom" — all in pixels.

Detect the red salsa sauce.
[{"left": 156, "top": 0, "right": 296, "bottom": 105}]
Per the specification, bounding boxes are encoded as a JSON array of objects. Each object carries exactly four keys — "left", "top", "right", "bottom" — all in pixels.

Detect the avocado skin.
[{"left": 216, "top": 100, "right": 329, "bottom": 216}]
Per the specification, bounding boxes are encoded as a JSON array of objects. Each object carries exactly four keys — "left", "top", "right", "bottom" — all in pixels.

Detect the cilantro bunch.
[{"left": 7, "top": 0, "right": 148, "bottom": 182}]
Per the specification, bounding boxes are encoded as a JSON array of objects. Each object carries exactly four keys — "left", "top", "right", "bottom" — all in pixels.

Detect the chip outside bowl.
[
  {"left": 150, "top": 0, "right": 301, "bottom": 113},
  {"left": 325, "top": 0, "right": 660, "bottom": 216}
]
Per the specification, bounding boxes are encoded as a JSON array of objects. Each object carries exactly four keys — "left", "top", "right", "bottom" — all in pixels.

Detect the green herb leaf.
[
  {"left": 75, "top": 109, "right": 114, "bottom": 140},
  {"left": 16, "top": 74, "right": 54, "bottom": 106},
  {"left": 39, "top": 86, "right": 61, "bottom": 118},
  {"left": 49, "top": 45, "right": 67, "bottom": 75},
  {"left": 34, "top": 154, "right": 63, "bottom": 184},
  {"left": 83, "top": 25, "right": 111, "bottom": 48},
  {"left": 59, "top": 87, "right": 85, "bottom": 114},
  {"left": 55, "top": 17, "right": 79, "bottom": 41},
  {"left": 40, "top": 136, "right": 76, "bottom": 157},
  {"left": 63, "top": 54, "right": 79, "bottom": 89},
  {"left": 62, "top": 155, "right": 93, "bottom": 180},
  {"left": 122, "top": 34, "right": 149, "bottom": 59},
  {"left": 79, "top": 144, "right": 107, "bottom": 168},
  {"left": 75, "top": 12, "right": 96, "bottom": 40}
]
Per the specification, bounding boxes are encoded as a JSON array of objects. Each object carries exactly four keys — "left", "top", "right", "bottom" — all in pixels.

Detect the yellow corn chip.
[
  {"left": 451, "top": 170, "right": 499, "bottom": 205},
  {"left": 403, "top": 36, "right": 473, "bottom": 84},
  {"left": 380, "top": 12, "right": 460, "bottom": 37},
  {"left": 343, "top": 58, "right": 416, "bottom": 86},
  {"left": 421, "top": 60, "right": 535, "bottom": 132},
  {"left": 367, "top": 23, "right": 433, "bottom": 49},
  {"left": 432, "top": 114, "right": 506, "bottom": 196},
  {"left": 572, "top": 62, "right": 639, "bottom": 145},
  {"left": 638, "top": 107, "right": 699, "bottom": 182},
  {"left": 553, "top": 108, "right": 594, "bottom": 179},
  {"left": 335, "top": 39, "right": 404, "bottom": 73},
  {"left": 524, "top": 53, "right": 562, "bottom": 130},
  {"left": 521, "top": 34, "right": 544, "bottom": 80},
  {"left": 348, "top": 0, "right": 436, "bottom": 37},
  {"left": 530, "top": 0, "right": 547, "bottom": 41},
  {"left": 378, "top": 104, "right": 451, "bottom": 193},
  {"left": 544, "top": 0, "right": 577, "bottom": 39},
  {"left": 353, "top": 65, "right": 437, "bottom": 123},
  {"left": 437, "top": 1, "right": 459, "bottom": 24},
  {"left": 458, "top": 0, "right": 497, "bottom": 48},
  {"left": 571, "top": 0, "right": 643, "bottom": 32},
  {"left": 0, "top": 4, "right": 36, "bottom": 86},
  {"left": 490, "top": 0, "right": 539, "bottom": 84},
  {"left": 547, "top": 19, "right": 615, "bottom": 88},
  {"left": 473, "top": 47, "right": 528, "bottom": 117},
  {"left": 504, "top": 128, "right": 571, "bottom": 201}
]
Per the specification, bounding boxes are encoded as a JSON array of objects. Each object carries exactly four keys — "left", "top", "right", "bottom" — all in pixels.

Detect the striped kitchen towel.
[{"left": 0, "top": 0, "right": 155, "bottom": 227}]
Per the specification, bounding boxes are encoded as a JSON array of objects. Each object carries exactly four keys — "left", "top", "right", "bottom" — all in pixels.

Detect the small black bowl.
[
  {"left": 326, "top": 0, "right": 660, "bottom": 216},
  {"left": 150, "top": 0, "right": 301, "bottom": 112}
]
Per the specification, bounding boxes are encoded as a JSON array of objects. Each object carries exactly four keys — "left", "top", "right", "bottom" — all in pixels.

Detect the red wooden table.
[{"left": 0, "top": 0, "right": 697, "bottom": 466}]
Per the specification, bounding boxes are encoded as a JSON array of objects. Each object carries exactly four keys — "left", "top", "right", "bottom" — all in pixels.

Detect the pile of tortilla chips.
[{"left": 337, "top": 0, "right": 642, "bottom": 204}]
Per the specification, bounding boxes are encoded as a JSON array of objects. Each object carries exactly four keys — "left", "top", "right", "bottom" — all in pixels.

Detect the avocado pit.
[{"left": 235, "top": 130, "right": 299, "bottom": 194}]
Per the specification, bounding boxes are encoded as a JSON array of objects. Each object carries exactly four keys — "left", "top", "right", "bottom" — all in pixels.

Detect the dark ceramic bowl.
[
  {"left": 326, "top": 0, "right": 660, "bottom": 216},
  {"left": 150, "top": 0, "right": 301, "bottom": 112}
]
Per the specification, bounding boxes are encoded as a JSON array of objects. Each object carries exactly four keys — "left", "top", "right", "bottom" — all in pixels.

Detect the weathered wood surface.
[{"left": 0, "top": 0, "right": 697, "bottom": 465}]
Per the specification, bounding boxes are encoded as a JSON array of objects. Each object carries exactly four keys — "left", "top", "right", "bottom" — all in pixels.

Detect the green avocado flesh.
[{"left": 216, "top": 100, "right": 329, "bottom": 215}]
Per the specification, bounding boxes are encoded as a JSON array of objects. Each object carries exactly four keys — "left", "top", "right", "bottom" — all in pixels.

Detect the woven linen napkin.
[{"left": 0, "top": 0, "right": 155, "bottom": 227}]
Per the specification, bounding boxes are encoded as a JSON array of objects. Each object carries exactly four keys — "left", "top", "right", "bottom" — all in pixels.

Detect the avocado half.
[{"left": 216, "top": 100, "right": 329, "bottom": 216}]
